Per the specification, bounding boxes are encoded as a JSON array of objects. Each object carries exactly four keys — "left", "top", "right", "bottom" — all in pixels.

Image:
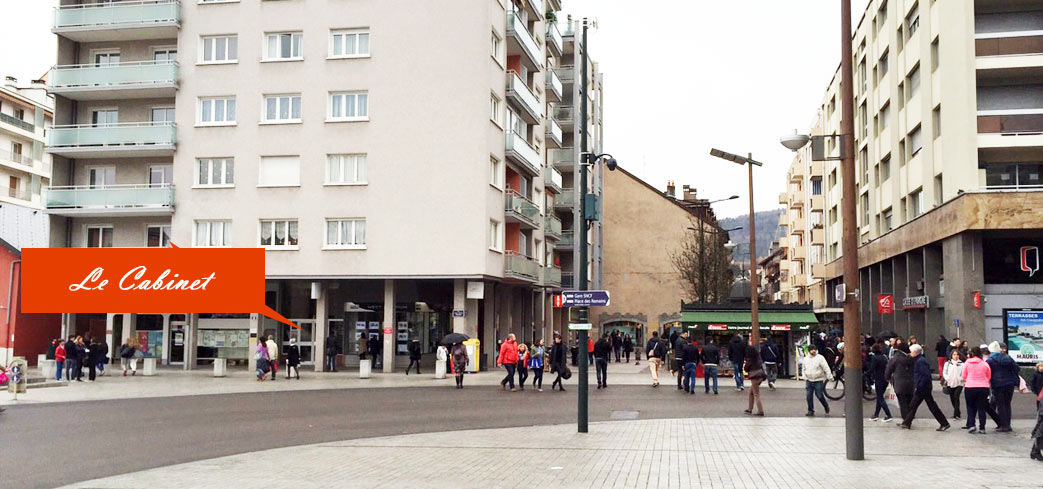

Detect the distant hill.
[{"left": 718, "top": 209, "right": 783, "bottom": 262}]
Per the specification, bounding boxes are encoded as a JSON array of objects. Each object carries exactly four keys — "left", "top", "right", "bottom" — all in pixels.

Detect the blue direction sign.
[{"left": 562, "top": 290, "right": 611, "bottom": 307}]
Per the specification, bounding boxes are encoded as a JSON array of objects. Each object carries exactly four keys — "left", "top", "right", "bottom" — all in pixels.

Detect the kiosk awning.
[{"left": 681, "top": 310, "right": 819, "bottom": 332}]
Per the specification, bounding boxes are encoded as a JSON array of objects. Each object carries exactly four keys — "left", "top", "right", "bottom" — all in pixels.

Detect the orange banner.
[{"left": 21, "top": 246, "right": 298, "bottom": 329}]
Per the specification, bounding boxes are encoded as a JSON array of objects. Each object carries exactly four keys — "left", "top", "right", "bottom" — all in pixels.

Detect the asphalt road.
[{"left": 1, "top": 385, "right": 1038, "bottom": 489}]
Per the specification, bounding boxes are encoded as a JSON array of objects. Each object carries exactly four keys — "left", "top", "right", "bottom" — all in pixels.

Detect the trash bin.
[
  {"left": 213, "top": 358, "right": 227, "bottom": 377},
  {"left": 142, "top": 357, "right": 157, "bottom": 376},
  {"left": 359, "top": 357, "right": 372, "bottom": 379},
  {"left": 463, "top": 339, "right": 480, "bottom": 373},
  {"left": 40, "top": 359, "right": 57, "bottom": 380}
]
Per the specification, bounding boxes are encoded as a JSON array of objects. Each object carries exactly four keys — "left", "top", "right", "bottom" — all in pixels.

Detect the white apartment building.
[
  {"left": 0, "top": 77, "right": 53, "bottom": 211},
  {"left": 784, "top": 0, "right": 1043, "bottom": 352},
  {"left": 47, "top": 0, "right": 605, "bottom": 371}
]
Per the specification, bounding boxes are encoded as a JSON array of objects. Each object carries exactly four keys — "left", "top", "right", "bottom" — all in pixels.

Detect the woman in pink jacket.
[{"left": 962, "top": 346, "right": 992, "bottom": 434}]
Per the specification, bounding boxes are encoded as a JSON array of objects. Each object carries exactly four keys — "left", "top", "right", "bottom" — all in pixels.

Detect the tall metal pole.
[
  {"left": 698, "top": 221, "right": 706, "bottom": 303},
  {"left": 576, "top": 18, "right": 590, "bottom": 434},
  {"left": 747, "top": 157, "right": 759, "bottom": 345},
  {"left": 839, "top": 0, "right": 865, "bottom": 461}
]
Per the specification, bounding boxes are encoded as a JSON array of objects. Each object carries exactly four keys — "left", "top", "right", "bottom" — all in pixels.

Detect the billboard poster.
[{"left": 1004, "top": 309, "right": 1043, "bottom": 365}]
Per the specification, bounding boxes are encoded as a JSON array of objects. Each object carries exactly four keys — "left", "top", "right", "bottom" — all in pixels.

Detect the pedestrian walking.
[
  {"left": 451, "top": 342, "right": 468, "bottom": 389},
  {"left": 369, "top": 335, "right": 382, "bottom": 368},
  {"left": 594, "top": 333, "right": 611, "bottom": 389},
  {"left": 885, "top": 343, "right": 915, "bottom": 420},
  {"left": 899, "top": 344, "right": 951, "bottom": 431},
  {"left": 87, "top": 337, "right": 105, "bottom": 382},
  {"left": 623, "top": 334, "right": 633, "bottom": 363},
  {"left": 255, "top": 340, "right": 270, "bottom": 381},
  {"left": 728, "top": 334, "right": 746, "bottom": 391},
  {"left": 942, "top": 349, "right": 965, "bottom": 420},
  {"left": 406, "top": 338, "right": 422, "bottom": 375},
  {"left": 744, "top": 345, "right": 766, "bottom": 416},
  {"left": 265, "top": 335, "right": 279, "bottom": 382},
  {"left": 935, "top": 335, "right": 949, "bottom": 374},
  {"left": 94, "top": 338, "right": 108, "bottom": 377},
  {"left": 285, "top": 337, "right": 301, "bottom": 380},
  {"left": 961, "top": 346, "right": 992, "bottom": 434},
  {"left": 681, "top": 338, "right": 700, "bottom": 394},
  {"left": 325, "top": 334, "right": 338, "bottom": 372},
  {"left": 803, "top": 345, "right": 833, "bottom": 416},
  {"left": 673, "top": 331, "right": 689, "bottom": 390},
  {"left": 530, "top": 339, "right": 546, "bottom": 391},
  {"left": 55, "top": 339, "right": 66, "bottom": 381},
  {"left": 702, "top": 338, "right": 720, "bottom": 395},
  {"left": 1031, "top": 387, "right": 1043, "bottom": 461},
  {"left": 496, "top": 333, "right": 519, "bottom": 392},
  {"left": 760, "top": 336, "right": 781, "bottom": 390},
  {"left": 612, "top": 331, "right": 622, "bottom": 363},
  {"left": 119, "top": 337, "right": 138, "bottom": 377},
  {"left": 516, "top": 343, "right": 530, "bottom": 390},
  {"left": 587, "top": 336, "right": 595, "bottom": 365},
  {"left": 869, "top": 342, "right": 893, "bottom": 421},
  {"left": 987, "top": 341, "right": 1020, "bottom": 432},
  {"left": 550, "top": 333, "right": 567, "bottom": 392},
  {"left": 646, "top": 330, "right": 668, "bottom": 387}
]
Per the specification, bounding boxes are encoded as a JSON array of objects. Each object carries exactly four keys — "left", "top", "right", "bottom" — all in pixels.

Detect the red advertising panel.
[{"left": 877, "top": 294, "right": 894, "bottom": 314}]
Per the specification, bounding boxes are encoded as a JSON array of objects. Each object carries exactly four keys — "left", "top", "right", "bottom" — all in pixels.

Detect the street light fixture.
[{"left": 708, "top": 148, "right": 763, "bottom": 345}]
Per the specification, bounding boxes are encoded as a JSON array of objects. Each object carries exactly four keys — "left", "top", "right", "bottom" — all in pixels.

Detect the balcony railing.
[
  {"left": 554, "top": 189, "right": 575, "bottom": 209},
  {"left": 545, "top": 168, "right": 563, "bottom": 193},
  {"left": 544, "top": 266, "right": 562, "bottom": 287},
  {"left": 555, "top": 230, "right": 574, "bottom": 248},
  {"left": 545, "top": 214, "right": 563, "bottom": 239},
  {"left": 0, "top": 148, "right": 34, "bottom": 167},
  {"left": 2, "top": 186, "right": 32, "bottom": 202},
  {"left": 44, "top": 183, "right": 174, "bottom": 214},
  {"left": 547, "top": 22, "right": 563, "bottom": 55},
  {"left": 506, "top": 71, "right": 541, "bottom": 123},
  {"left": 561, "top": 272, "right": 575, "bottom": 288},
  {"left": 48, "top": 122, "right": 176, "bottom": 153},
  {"left": 546, "top": 118, "right": 563, "bottom": 148},
  {"left": 553, "top": 105, "right": 574, "bottom": 128},
  {"left": 550, "top": 148, "right": 575, "bottom": 168},
  {"left": 505, "top": 190, "right": 541, "bottom": 228},
  {"left": 50, "top": 60, "right": 178, "bottom": 98},
  {"left": 546, "top": 69, "right": 563, "bottom": 102},
  {"left": 505, "top": 251, "right": 540, "bottom": 281},
  {"left": 53, "top": 0, "right": 180, "bottom": 32},
  {"left": 526, "top": 0, "right": 545, "bottom": 21},
  {"left": 506, "top": 11, "right": 541, "bottom": 69},
  {"left": 975, "top": 32, "right": 1043, "bottom": 57},
  {"left": 0, "top": 112, "right": 34, "bottom": 133},
  {"left": 978, "top": 111, "right": 1043, "bottom": 135},
  {"left": 555, "top": 65, "right": 574, "bottom": 84},
  {"left": 505, "top": 131, "right": 540, "bottom": 175}
]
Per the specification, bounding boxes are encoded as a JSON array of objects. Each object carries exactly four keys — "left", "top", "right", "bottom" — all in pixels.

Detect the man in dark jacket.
[
  {"left": 885, "top": 344, "right": 915, "bottom": 420},
  {"left": 368, "top": 335, "right": 382, "bottom": 368},
  {"left": 760, "top": 337, "right": 781, "bottom": 390},
  {"left": 702, "top": 339, "right": 720, "bottom": 395},
  {"left": 594, "top": 333, "right": 612, "bottom": 389},
  {"left": 900, "top": 344, "right": 950, "bottom": 431},
  {"left": 987, "top": 341, "right": 1021, "bottom": 432},
  {"left": 64, "top": 337, "right": 81, "bottom": 382},
  {"left": 325, "top": 334, "right": 338, "bottom": 372},
  {"left": 728, "top": 335, "right": 746, "bottom": 391},
  {"left": 934, "top": 335, "right": 949, "bottom": 374},
  {"left": 612, "top": 331, "right": 622, "bottom": 363},
  {"left": 674, "top": 331, "right": 689, "bottom": 390},
  {"left": 682, "top": 338, "right": 701, "bottom": 394},
  {"left": 405, "top": 338, "right": 422, "bottom": 375}
]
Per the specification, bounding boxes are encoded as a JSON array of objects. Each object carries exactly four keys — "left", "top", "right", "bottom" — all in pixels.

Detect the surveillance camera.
[{"left": 605, "top": 158, "right": 617, "bottom": 171}]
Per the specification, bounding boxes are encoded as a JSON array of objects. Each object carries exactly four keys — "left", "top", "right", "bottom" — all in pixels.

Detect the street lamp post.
[{"left": 708, "top": 149, "right": 764, "bottom": 345}]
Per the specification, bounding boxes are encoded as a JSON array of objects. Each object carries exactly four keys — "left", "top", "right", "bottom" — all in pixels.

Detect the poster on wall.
[
  {"left": 174, "top": 332, "right": 184, "bottom": 347},
  {"left": 1005, "top": 309, "right": 1043, "bottom": 365},
  {"left": 215, "top": 332, "right": 226, "bottom": 347},
  {"left": 355, "top": 321, "right": 367, "bottom": 331},
  {"left": 397, "top": 321, "right": 408, "bottom": 332},
  {"left": 368, "top": 321, "right": 380, "bottom": 332}
]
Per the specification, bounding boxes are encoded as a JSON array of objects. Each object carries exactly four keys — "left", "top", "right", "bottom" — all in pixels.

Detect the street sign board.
[
  {"left": 568, "top": 323, "right": 592, "bottom": 331},
  {"left": 452, "top": 310, "right": 466, "bottom": 317},
  {"left": 561, "top": 290, "right": 611, "bottom": 307}
]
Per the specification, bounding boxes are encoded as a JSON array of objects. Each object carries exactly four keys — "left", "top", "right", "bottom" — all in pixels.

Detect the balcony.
[
  {"left": 0, "top": 112, "right": 34, "bottom": 134},
  {"left": 547, "top": 0, "right": 561, "bottom": 12},
  {"left": 554, "top": 189, "right": 575, "bottom": 210},
  {"left": 544, "top": 266, "right": 562, "bottom": 288},
  {"left": 553, "top": 105, "right": 574, "bottom": 130},
  {"left": 789, "top": 166, "right": 804, "bottom": 181},
  {"left": 978, "top": 111, "right": 1043, "bottom": 135},
  {"left": 545, "top": 215, "right": 563, "bottom": 240},
  {"left": 53, "top": 0, "right": 181, "bottom": 43},
  {"left": 555, "top": 65, "right": 574, "bottom": 85},
  {"left": 555, "top": 231, "right": 574, "bottom": 249},
  {"left": 0, "top": 149, "right": 51, "bottom": 176},
  {"left": 44, "top": 183, "right": 174, "bottom": 217},
  {"left": 551, "top": 148, "right": 575, "bottom": 170},
  {"left": 791, "top": 273, "right": 808, "bottom": 287},
  {"left": 544, "top": 167, "right": 563, "bottom": 194},
  {"left": 810, "top": 160, "right": 824, "bottom": 176},
  {"left": 789, "top": 196, "right": 804, "bottom": 208},
  {"left": 790, "top": 215, "right": 806, "bottom": 232},
  {"left": 976, "top": 32, "right": 1043, "bottom": 58},
  {"left": 790, "top": 245, "right": 806, "bottom": 261},
  {"left": 506, "top": 11, "right": 542, "bottom": 70},
  {"left": 546, "top": 118, "right": 563, "bottom": 148},
  {"left": 562, "top": 272, "right": 575, "bottom": 288},
  {"left": 812, "top": 263, "right": 826, "bottom": 279},
  {"left": 547, "top": 23, "right": 563, "bottom": 56},
  {"left": 778, "top": 212, "right": 788, "bottom": 226},
  {"left": 505, "top": 251, "right": 540, "bottom": 282},
  {"left": 524, "top": 0, "right": 544, "bottom": 21},
  {"left": 546, "top": 69, "right": 563, "bottom": 102},
  {"left": 506, "top": 71, "right": 541, "bottom": 124},
  {"left": 504, "top": 191, "right": 541, "bottom": 229},
  {"left": 47, "top": 122, "right": 176, "bottom": 159},
  {"left": 505, "top": 131, "right": 540, "bottom": 175},
  {"left": 50, "top": 60, "right": 178, "bottom": 100},
  {"left": 778, "top": 192, "right": 787, "bottom": 205},
  {"left": 810, "top": 227, "right": 824, "bottom": 245},
  {"left": 809, "top": 194, "right": 824, "bottom": 210}
]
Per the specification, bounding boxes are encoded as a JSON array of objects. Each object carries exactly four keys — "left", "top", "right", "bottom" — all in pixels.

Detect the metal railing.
[
  {"left": 547, "top": 22, "right": 563, "bottom": 54},
  {"left": 546, "top": 69, "right": 563, "bottom": 100},
  {"left": 53, "top": 0, "right": 180, "bottom": 30},
  {"left": 44, "top": 183, "right": 175, "bottom": 210},
  {"left": 562, "top": 272, "right": 575, "bottom": 288},
  {"left": 506, "top": 70, "right": 541, "bottom": 118},
  {"left": 545, "top": 215, "right": 563, "bottom": 238},
  {"left": 48, "top": 121, "right": 176, "bottom": 148},
  {"left": 506, "top": 11, "right": 541, "bottom": 66},
  {"left": 545, "top": 168, "right": 563, "bottom": 191},
  {"left": 0, "top": 148, "right": 34, "bottom": 167},
  {"left": 0, "top": 112, "right": 34, "bottom": 133},
  {"left": 50, "top": 60, "right": 178, "bottom": 89},
  {"left": 505, "top": 190, "right": 541, "bottom": 226},
  {"left": 544, "top": 266, "right": 562, "bottom": 287},
  {"left": 505, "top": 131, "right": 540, "bottom": 174},
  {"left": 555, "top": 189, "right": 575, "bottom": 208}
]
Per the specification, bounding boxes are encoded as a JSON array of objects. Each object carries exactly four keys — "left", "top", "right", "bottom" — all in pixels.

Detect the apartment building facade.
[
  {"left": 783, "top": 0, "right": 1043, "bottom": 354},
  {"left": 0, "top": 78, "right": 53, "bottom": 211},
  {"left": 47, "top": 0, "right": 604, "bottom": 371}
]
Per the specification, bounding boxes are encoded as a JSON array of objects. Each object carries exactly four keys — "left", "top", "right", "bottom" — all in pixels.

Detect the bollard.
[
  {"left": 213, "top": 358, "right": 227, "bottom": 377},
  {"left": 142, "top": 357, "right": 157, "bottom": 376},
  {"left": 359, "top": 358, "right": 371, "bottom": 379}
]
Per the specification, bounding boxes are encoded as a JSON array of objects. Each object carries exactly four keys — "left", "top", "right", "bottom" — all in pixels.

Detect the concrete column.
[
  {"left": 383, "top": 279, "right": 395, "bottom": 373},
  {"left": 483, "top": 283, "right": 495, "bottom": 368},
  {"left": 893, "top": 254, "right": 909, "bottom": 338},
  {"left": 105, "top": 313, "right": 117, "bottom": 363},
  {"left": 248, "top": 313, "right": 260, "bottom": 372},
  {"left": 906, "top": 251, "right": 926, "bottom": 341},
  {"left": 943, "top": 232, "right": 985, "bottom": 346},
  {"left": 61, "top": 313, "right": 75, "bottom": 339},
  {"left": 161, "top": 314, "right": 170, "bottom": 365},
  {"left": 923, "top": 245, "right": 945, "bottom": 349},
  {"left": 452, "top": 279, "right": 467, "bottom": 334},
  {"left": 184, "top": 313, "right": 198, "bottom": 370},
  {"left": 881, "top": 259, "right": 895, "bottom": 334},
  {"left": 314, "top": 282, "right": 327, "bottom": 372},
  {"left": 120, "top": 313, "right": 132, "bottom": 345}
]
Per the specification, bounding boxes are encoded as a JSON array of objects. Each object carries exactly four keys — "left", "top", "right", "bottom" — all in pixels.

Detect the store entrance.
[{"left": 281, "top": 320, "right": 315, "bottom": 364}]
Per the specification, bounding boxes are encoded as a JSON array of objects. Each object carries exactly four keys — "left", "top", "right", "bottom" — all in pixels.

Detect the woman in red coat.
[{"left": 496, "top": 334, "right": 519, "bottom": 392}]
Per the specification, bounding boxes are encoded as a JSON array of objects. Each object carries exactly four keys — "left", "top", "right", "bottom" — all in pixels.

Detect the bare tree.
[{"left": 672, "top": 218, "right": 734, "bottom": 303}]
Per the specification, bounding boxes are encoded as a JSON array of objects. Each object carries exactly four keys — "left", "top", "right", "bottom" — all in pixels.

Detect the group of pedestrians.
[
  {"left": 493, "top": 333, "right": 568, "bottom": 392},
  {"left": 254, "top": 335, "right": 302, "bottom": 381}
]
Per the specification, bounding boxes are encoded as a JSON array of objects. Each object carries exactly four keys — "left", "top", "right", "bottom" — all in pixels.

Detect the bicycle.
[{"left": 823, "top": 367, "right": 875, "bottom": 401}]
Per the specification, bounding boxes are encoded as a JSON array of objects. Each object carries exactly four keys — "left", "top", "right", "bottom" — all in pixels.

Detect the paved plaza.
[{"left": 59, "top": 417, "right": 1043, "bottom": 489}]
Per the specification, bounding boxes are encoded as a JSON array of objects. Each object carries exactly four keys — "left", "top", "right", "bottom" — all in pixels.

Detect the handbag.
[
  {"left": 1019, "top": 375, "right": 1029, "bottom": 394},
  {"left": 561, "top": 367, "right": 572, "bottom": 380},
  {"left": 884, "top": 384, "right": 899, "bottom": 411}
]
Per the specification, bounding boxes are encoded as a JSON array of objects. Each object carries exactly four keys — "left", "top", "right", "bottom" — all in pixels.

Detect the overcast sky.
[{"left": 0, "top": 0, "right": 868, "bottom": 218}]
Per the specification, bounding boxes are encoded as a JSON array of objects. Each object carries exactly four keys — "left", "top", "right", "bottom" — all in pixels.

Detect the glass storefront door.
[{"left": 281, "top": 320, "right": 315, "bottom": 364}]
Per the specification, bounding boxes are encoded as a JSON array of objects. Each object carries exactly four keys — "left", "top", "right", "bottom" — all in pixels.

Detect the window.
[
  {"left": 878, "top": 50, "right": 889, "bottom": 81},
  {"left": 198, "top": 97, "right": 236, "bottom": 125},
  {"left": 905, "top": 3, "right": 919, "bottom": 38},
  {"left": 330, "top": 29, "right": 370, "bottom": 58},
  {"left": 906, "top": 64, "right": 920, "bottom": 101},
  {"left": 258, "top": 155, "right": 300, "bottom": 187},
  {"left": 491, "top": 30, "right": 502, "bottom": 62},
  {"left": 201, "top": 35, "right": 237, "bottom": 63},
  {"left": 859, "top": 59, "right": 867, "bottom": 94},
  {"left": 490, "top": 93, "right": 501, "bottom": 125},
  {"left": 490, "top": 156, "right": 503, "bottom": 189},
  {"left": 859, "top": 102, "right": 867, "bottom": 139},
  {"left": 882, "top": 208, "right": 893, "bottom": 232},
  {"left": 878, "top": 1, "right": 888, "bottom": 27},
  {"left": 328, "top": 92, "right": 369, "bottom": 121},
  {"left": 489, "top": 220, "right": 503, "bottom": 252},
  {"left": 830, "top": 243, "right": 839, "bottom": 261},
  {"left": 860, "top": 192, "right": 870, "bottom": 227},
  {"left": 150, "top": 107, "right": 175, "bottom": 123},
  {"left": 880, "top": 155, "right": 891, "bottom": 182},
  {"left": 829, "top": 206, "right": 838, "bottom": 225},
  {"left": 92, "top": 109, "right": 118, "bottom": 126},
  {"left": 146, "top": 225, "right": 171, "bottom": 248},
  {"left": 88, "top": 166, "right": 115, "bottom": 188},
  {"left": 932, "top": 105, "right": 941, "bottom": 139},
  {"left": 910, "top": 189, "right": 923, "bottom": 218},
  {"left": 908, "top": 126, "right": 923, "bottom": 158},
  {"left": 149, "top": 165, "right": 172, "bottom": 186},
  {"left": 859, "top": 147, "right": 869, "bottom": 186},
  {"left": 263, "top": 94, "right": 302, "bottom": 123},
  {"left": 811, "top": 178, "right": 822, "bottom": 195},
  {"left": 828, "top": 169, "right": 837, "bottom": 189},
  {"left": 196, "top": 158, "right": 234, "bottom": 187},
  {"left": 195, "top": 220, "right": 231, "bottom": 247},
  {"left": 86, "top": 225, "right": 113, "bottom": 248},
  {"left": 897, "top": 82, "right": 905, "bottom": 111},
  {"left": 93, "top": 50, "right": 120, "bottom": 66},
  {"left": 897, "top": 26, "right": 904, "bottom": 52},
  {"left": 326, "top": 154, "right": 367, "bottom": 184},
  {"left": 931, "top": 37, "right": 939, "bottom": 72},
  {"left": 260, "top": 220, "right": 299, "bottom": 248},
  {"left": 265, "top": 32, "right": 303, "bottom": 60},
  {"left": 325, "top": 219, "right": 365, "bottom": 248},
  {"left": 878, "top": 102, "right": 890, "bottom": 131},
  {"left": 934, "top": 175, "right": 943, "bottom": 206},
  {"left": 899, "top": 140, "right": 907, "bottom": 166},
  {"left": 152, "top": 47, "right": 176, "bottom": 62},
  {"left": 985, "top": 163, "right": 1043, "bottom": 189},
  {"left": 10, "top": 142, "right": 22, "bottom": 159}
]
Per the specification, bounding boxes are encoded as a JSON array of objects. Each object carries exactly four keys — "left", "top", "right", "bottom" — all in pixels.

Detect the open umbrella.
[
  {"left": 441, "top": 333, "right": 469, "bottom": 345},
  {"left": 876, "top": 330, "right": 898, "bottom": 340}
]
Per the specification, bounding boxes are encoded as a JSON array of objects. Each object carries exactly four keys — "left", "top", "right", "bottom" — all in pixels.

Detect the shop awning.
[{"left": 681, "top": 310, "right": 819, "bottom": 332}]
